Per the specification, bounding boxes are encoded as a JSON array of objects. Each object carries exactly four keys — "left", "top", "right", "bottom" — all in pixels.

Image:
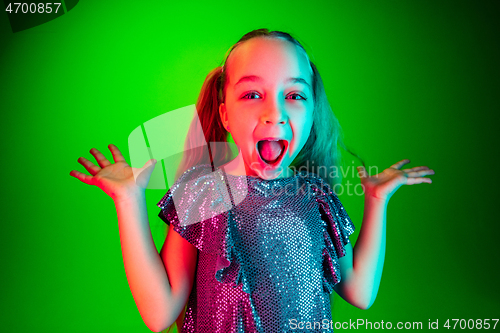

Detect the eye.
[
  {"left": 242, "top": 92, "right": 261, "bottom": 99},
  {"left": 286, "top": 93, "right": 307, "bottom": 101}
]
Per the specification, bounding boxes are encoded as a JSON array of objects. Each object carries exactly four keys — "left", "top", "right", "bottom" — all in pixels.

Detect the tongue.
[{"left": 260, "top": 140, "right": 283, "bottom": 163}]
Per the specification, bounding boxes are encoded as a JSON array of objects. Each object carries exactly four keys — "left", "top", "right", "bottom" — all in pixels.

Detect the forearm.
[
  {"left": 351, "top": 196, "right": 387, "bottom": 308},
  {"left": 114, "top": 191, "right": 172, "bottom": 331}
]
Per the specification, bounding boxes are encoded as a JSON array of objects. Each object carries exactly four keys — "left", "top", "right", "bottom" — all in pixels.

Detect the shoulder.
[
  {"left": 295, "top": 171, "right": 353, "bottom": 231},
  {"left": 295, "top": 170, "right": 337, "bottom": 197},
  {"left": 174, "top": 163, "right": 214, "bottom": 187},
  {"left": 158, "top": 164, "right": 213, "bottom": 205},
  {"left": 158, "top": 163, "right": 234, "bottom": 227}
]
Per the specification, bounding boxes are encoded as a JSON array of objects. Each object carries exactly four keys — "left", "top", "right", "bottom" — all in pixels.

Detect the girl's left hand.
[{"left": 357, "top": 159, "right": 434, "bottom": 202}]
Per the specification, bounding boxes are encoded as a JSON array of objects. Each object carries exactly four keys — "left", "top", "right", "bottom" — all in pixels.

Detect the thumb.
[
  {"left": 144, "top": 158, "right": 157, "bottom": 167},
  {"left": 133, "top": 159, "right": 157, "bottom": 188},
  {"left": 141, "top": 159, "right": 157, "bottom": 173},
  {"left": 356, "top": 166, "right": 368, "bottom": 180}
]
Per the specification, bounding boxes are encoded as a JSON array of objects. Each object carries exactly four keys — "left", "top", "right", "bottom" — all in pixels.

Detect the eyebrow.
[{"left": 235, "top": 75, "right": 312, "bottom": 89}]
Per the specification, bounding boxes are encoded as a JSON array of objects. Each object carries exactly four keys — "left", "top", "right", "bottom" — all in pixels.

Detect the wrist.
[
  {"left": 364, "top": 193, "right": 388, "bottom": 207},
  {"left": 113, "top": 187, "right": 146, "bottom": 205}
]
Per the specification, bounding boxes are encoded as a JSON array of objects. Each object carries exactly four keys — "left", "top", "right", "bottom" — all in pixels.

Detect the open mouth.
[{"left": 256, "top": 139, "right": 287, "bottom": 166}]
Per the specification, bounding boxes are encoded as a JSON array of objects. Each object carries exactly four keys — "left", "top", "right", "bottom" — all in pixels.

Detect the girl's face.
[{"left": 219, "top": 37, "right": 314, "bottom": 179}]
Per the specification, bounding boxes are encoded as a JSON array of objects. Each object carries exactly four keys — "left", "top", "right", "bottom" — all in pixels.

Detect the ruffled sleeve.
[
  {"left": 308, "top": 177, "right": 355, "bottom": 294},
  {"left": 156, "top": 164, "right": 242, "bottom": 289}
]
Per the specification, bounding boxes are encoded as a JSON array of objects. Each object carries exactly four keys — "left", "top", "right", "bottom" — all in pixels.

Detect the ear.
[{"left": 219, "top": 103, "right": 230, "bottom": 132}]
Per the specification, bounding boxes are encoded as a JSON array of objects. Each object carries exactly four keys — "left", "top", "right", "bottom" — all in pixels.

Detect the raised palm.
[
  {"left": 357, "top": 159, "right": 434, "bottom": 201},
  {"left": 70, "top": 144, "right": 156, "bottom": 201}
]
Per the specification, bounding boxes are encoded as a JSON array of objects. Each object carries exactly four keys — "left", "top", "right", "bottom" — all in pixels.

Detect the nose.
[{"left": 261, "top": 98, "right": 288, "bottom": 125}]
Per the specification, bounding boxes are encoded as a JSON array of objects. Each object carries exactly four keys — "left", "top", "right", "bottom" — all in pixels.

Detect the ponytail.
[{"left": 175, "top": 67, "right": 233, "bottom": 180}]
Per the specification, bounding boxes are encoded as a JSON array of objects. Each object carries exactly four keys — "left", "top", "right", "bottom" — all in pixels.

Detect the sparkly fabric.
[{"left": 157, "top": 164, "right": 355, "bottom": 333}]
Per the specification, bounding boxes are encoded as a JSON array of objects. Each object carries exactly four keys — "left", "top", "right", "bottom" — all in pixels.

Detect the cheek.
[
  {"left": 305, "top": 110, "right": 314, "bottom": 135},
  {"left": 227, "top": 117, "right": 254, "bottom": 148},
  {"left": 297, "top": 107, "right": 314, "bottom": 138},
  {"left": 227, "top": 105, "right": 255, "bottom": 134}
]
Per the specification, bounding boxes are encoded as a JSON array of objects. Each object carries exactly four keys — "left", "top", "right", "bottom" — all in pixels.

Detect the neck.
[{"left": 220, "top": 150, "right": 249, "bottom": 176}]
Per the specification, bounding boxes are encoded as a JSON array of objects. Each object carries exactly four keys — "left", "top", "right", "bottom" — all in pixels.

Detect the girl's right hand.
[{"left": 69, "top": 144, "right": 157, "bottom": 202}]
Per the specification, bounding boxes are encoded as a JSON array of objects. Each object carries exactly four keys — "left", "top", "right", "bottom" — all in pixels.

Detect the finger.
[
  {"left": 390, "top": 159, "right": 411, "bottom": 170},
  {"left": 406, "top": 177, "right": 432, "bottom": 185},
  {"left": 109, "top": 144, "right": 126, "bottom": 163},
  {"left": 77, "top": 156, "right": 101, "bottom": 176},
  {"left": 356, "top": 166, "right": 368, "bottom": 179},
  {"left": 89, "top": 148, "right": 112, "bottom": 168},
  {"left": 69, "top": 170, "right": 94, "bottom": 185},
  {"left": 402, "top": 166, "right": 429, "bottom": 173},
  {"left": 406, "top": 169, "right": 435, "bottom": 178}
]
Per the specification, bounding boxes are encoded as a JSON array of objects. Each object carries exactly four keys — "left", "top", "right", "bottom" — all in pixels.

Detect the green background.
[{"left": 1, "top": 0, "right": 499, "bottom": 332}]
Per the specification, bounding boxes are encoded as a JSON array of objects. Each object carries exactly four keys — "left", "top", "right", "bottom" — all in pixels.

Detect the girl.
[{"left": 70, "top": 29, "right": 434, "bottom": 332}]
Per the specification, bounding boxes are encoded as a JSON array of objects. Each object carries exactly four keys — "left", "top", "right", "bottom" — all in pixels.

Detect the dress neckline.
[{"left": 211, "top": 164, "right": 307, "bottom": 182}]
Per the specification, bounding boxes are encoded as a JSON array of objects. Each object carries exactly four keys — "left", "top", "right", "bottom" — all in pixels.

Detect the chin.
[{"left": 249, "top": 160, "right": 290, "bottom": 180}]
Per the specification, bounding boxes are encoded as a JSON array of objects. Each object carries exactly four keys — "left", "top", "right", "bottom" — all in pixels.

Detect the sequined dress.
[{"left": 157, "top": 164, "right": 355, "bottom": 333}]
